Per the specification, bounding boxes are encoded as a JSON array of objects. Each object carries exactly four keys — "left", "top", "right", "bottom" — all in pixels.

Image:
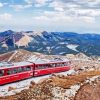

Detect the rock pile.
[{"left": 72, "top": 60, "right": 100, "bottom": 73}]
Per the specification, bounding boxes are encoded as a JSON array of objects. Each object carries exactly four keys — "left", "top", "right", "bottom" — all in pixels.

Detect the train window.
[
  {"left": 60, "top": 63, "right": 64, "bottom": 66},
  {"left": 7, "top": 68, "right": 18, "bottom": 74},
  {"left": 21, "top": 67, "right": 26, "bottom": 71},
  {"left": 63, "top": 63, "right": 68, "bottom": 66},
  {"left": 55, "top": 63, "right": 60, "bottom": 67},
  {"left": 0, "top": 70, "right": 4, "bottom": 76},
  {"left": 44, "top": 65, "right": 50, "bottom": 69},
  {"left": 7, "top": 66, "right": 31, "bottom": 75},
  {"left": 59, "top": 63, "right": 64, "bottom": 66},
  {"left": 45, "top": 64, "right": 49, "bottom": 68},
  {"left": 62, "top": 63, "right": 66, "bottom": 66},
  {"left": 50, "top": 64, "right": 55, "bottom": 67},
  {"left": 26, "top": 66, "right": 31, "bottom": 71},
  {"left": 54, "top": 63, "right": 65, "bottom": 67},
  {"left": 7, "top": 69, "right": 13, "bottom": 75},
  {"left": 54, "top": 64, "right": 57, "bottom": 67},
  {"left": 58, "top": 63, "right": 61, "bottom": 66},
  {"left": 36, "top": 65, "right": 48, "bottom": 69},
  {"left": 19, "top": 66, "right": 31, "bottom": 71},
  {"left": 12, "top": 68, "right": 18, "bottom": 74},
  {"left": 38, "top": 65, "right": 45, "bottom": 69},
  {"left": 18, "top": 67, "right": 23, "bottom": 72}
]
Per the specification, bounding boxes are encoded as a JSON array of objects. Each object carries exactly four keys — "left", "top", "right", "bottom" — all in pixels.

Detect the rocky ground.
[
  {"left": 0, "top": 71, "right": 100, "bottom": 100},
  {"left": 0, "top": 49, "right": 100, "bottom": 100}
]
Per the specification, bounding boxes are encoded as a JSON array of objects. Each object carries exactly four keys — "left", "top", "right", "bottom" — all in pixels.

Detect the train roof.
[
  {"left": 28, "top": 60, "right": 68, "bottom": 64},
  {"left": 0, "top": 62, "right": 33, "bottom": 69},
  {"left": 27, "top": 57, "right": 69, "bottom": 64},
  {"left": 0, "top": 60, "right": 69, "bottom": 69}
]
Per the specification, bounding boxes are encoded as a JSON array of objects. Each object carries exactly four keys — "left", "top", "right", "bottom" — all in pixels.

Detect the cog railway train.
[{"left": 0, "top": 61, "right": 71, "bottom": 85}]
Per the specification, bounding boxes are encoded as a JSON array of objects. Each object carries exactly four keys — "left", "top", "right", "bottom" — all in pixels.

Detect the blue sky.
[{"left": 0, "top": 0, "right": 100, "bottom": 33}]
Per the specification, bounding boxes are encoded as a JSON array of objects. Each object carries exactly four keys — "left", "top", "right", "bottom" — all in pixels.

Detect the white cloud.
[
  {"left": 0, "top": 0, "right": 100, "bottom": 32},
  {"left": 49, "top": 1, "right": 65, "bottom": 11},
  {"left": 76, "top": 9, "right": 100, "bottom": 17},
  {"left": 25, "top": 0, "right": 34, "bottom": 4},
  {"left": 48, "top": 0, "right": 100, "bottom": 23},
  {"left": 74, "top": 0, "right": 100, "bottom": 7},
  {"left": 33, "top": 11, "right": 73, "bottom": 23},
  {"left": 80, "top": 16, "right": 95, "bottom": 23},
  {"left": 35, "top": 0, "right": 51, "bottom": 7},
  {"left": 35, "top": 0, "right": 48, "bottom": 4},
  {"left": 0, "top": 13, "right": 12, "bottom": 21},
  {"left": 33, "top": 9, "right": 97, "bottom": 24},
  {"left": 25, "top": 0, "right": 50, "bottom": 7},
  {"left": 54, "top": 7, "right": 64, "bottom": 11},
  {"left": 10, "top": 4, "right": 32, "bottom": 11},
  {"left": 0, "top": 2, "right": 3, "bottom": 7}
]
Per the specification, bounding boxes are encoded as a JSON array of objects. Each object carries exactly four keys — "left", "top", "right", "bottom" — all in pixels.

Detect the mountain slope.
[{"left": 0, "top": 30, "right": 100, "bottom": 56}]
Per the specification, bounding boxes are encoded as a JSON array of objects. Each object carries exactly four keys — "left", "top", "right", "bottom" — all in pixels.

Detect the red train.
[{"left": 0, "top": 61, "right": 71, "bottom": 85}]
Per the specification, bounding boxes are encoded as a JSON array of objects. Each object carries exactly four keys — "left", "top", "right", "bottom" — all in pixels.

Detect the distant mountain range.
[{"left": 0, "top": 30, "right": 100, "bottom": 56}]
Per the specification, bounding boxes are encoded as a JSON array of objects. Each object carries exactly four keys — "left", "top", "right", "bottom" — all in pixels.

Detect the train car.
[
  {"left": 33, "top": 61, "right": 71, "bottom": 76},
  {"left": 0, "top": 60, "right": 71, "bottom": 85},
  {"left": 0, "top": 62, "right": 34, "bottom": 85}
]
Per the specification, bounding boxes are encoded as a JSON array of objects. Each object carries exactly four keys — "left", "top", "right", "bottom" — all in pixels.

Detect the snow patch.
[
  {"left": 67, "top": 44, "right": 79, "bottom": 52},
  {"left": 15, "top": 34, "right": 32, "bottom": 47}
]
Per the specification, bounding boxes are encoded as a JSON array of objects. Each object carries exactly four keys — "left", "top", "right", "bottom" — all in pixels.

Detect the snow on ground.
[
  {"left": 0, "top": 70, "right": 75, "bottom": 97},
  {"left": 59, "top": 52, "right": 66, "bottom": 55},
  {"left": 67, "top": 44, "right": 79, "bottom": 52}
]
